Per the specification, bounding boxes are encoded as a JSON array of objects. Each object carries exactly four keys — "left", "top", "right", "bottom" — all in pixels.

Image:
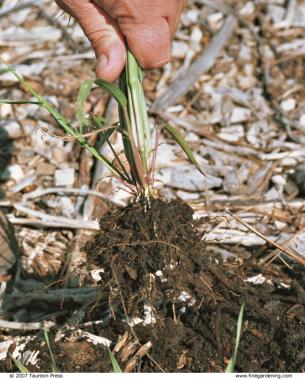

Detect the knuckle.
[{"left": 141, "top": 55, "right": 171, "bottom": 69}]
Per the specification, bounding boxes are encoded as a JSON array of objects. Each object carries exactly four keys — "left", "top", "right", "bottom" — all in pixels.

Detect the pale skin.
[{"left": 55, "top": 0, "right": 186, "bottom": 82}]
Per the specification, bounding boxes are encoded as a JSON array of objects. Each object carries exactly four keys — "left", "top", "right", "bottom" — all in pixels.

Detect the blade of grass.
[
  {"left": 123, "top": 107, "right": 146, "bottom": 189},
  {"left": 126, "top": 51, "right": 151, "bottom": 172},
  {"left": 107, "top": 348, "right": 123, "bottom": 373},
  {"left": 10, "top": 355, "right": 29, "bottom": 373},
  {"left": 225, "top": 303, "right": 245, "bottom": 373},
  {"left": 119, "top": 56, "right": 149, "bottom": 191},
  {"left": 2, "top": 63, "right": 126, "bottom": 181},
  {"left": 3, "top": 64, "right": 73, "bottom": 133},
  {"left": 106, "top": 139, "right": 133, "bottom": 184},
  {"left": 0, "top": 99, "right": 42, "bottom": 105},
  {"left": 96, "top": 74, "right": 146, "bottom": 188},
  {"left": 163, "top": 124, "right": 206, "bottom": 176},
  {"left": 119, "top": 72, "right": 139, "bottom": 186},
  {"left": 91, "top": 114, "right": 115, "bottom": 148},
  {"left": 149, "top": 128, "right": 161, "bottom": 186},
  {"left": 91, "top": 114, "right": 133, "bottom": 184},
  {"left": 95, "top": 79, "right": 127, "bottom": 108},
  {"left": 76, "top": 79, "right": 94, "bottom": 134},
  {"left": 43, "top": 328, "right": 59, "bottom": 373}
]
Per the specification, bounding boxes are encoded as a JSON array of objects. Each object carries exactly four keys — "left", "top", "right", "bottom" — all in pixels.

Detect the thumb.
[{"left": 56, "top": 0, "right": 126, "bottom": 81}]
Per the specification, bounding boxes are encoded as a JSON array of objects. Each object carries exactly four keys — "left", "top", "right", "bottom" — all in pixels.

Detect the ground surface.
[{"left": 0, "top": 0, "right": 305, "bottom": 373}]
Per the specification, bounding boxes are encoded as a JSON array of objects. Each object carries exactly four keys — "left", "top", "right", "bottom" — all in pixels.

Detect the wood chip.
[{"left": 152, "top": 16, "right": 237, "bottom": 110}]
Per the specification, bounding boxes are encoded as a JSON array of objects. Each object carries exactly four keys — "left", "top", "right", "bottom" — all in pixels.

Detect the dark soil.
[
  {"left": 1, "top": 199, "right": 305, "bottom": 372},
  {"left": 0, "top": 127, "right": 12, "bottom": 192}
]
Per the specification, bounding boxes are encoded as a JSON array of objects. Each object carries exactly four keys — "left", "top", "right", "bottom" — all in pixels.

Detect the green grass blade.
[
  {"left": 91, "top": 114, "right": 115, "bottom": 146},
  {"left": 107, "top": 348, "right": 123, "bottom": 373},
  {"left": 0, "top": 99, "right": 42, "bottom": 105},
  {"left": 80, "top": 140, "right": 127, "bottom": 181},
  {"left": 119, "top": 72, "right": 138, "bottom": 185},
  {"left": 91, "top": 115, "right": 132, "bottom": 181},
  {"left": 225, "top": 303, "right": 245, "bottom": 373},
  {"left": 226, "top": 357, "right": 235, "bottom": 372},
  {"left": 2, "top": 63, "right": 126, "bottom": 181},
  {"left": 3, "top": 64, "right": 74, "bottom": 134},
  {"left": 95, "top": 76, "right": 144, "bottom": 185},
  {"left": 95, "top": 75, "right": 146, "bottom": 187},
  {"left": 126, "top": 50, "right": 151, "bottom": 175},
  {"left": 10, "top": 355, "right": 29, "bottom": 373},
  {"left": 76, "top": 79, "right": 94, "bottom": 133},
  {"left": 44, "top": 328, "right": 59, "bottom": 373},
  {"left": 119, "top": 65, "right": 146, "bottom": 189},
  {"left": 95, "top": 79, "right": 127, "bottom": 108},
  {"left": 164, "top": 124, "right": 205, "bottom": 176}
]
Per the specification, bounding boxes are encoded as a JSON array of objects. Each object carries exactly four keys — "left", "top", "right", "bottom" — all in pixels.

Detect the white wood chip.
[{"left": 54, "top": 168, "right": 75, "bottom": 187}]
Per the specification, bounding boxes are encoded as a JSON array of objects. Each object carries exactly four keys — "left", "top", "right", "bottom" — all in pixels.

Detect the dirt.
[
  {"left": 0, "top": 127, "right": 12, "bottom": 194},
  {"left": 1, "top": 199, "right": 305, "bottom": 372}
]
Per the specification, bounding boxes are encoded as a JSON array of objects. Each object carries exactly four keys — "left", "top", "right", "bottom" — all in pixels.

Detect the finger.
[
  {"left": 119, "top": 17, "right": 171, "bottom": 69},
  {"left": 99, "top": 0, "right": 185, "bottom": 68},
  {"left": 55, "top": 0, "right": 126, "bottom": 81},
  {"left": 166, "top": 0, "right": 186, "bottom": 39}
]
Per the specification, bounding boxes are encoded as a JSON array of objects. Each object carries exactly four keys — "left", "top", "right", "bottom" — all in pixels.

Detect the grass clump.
[{"left": 1, "top": 51, "right": 203, "bottom": 202}]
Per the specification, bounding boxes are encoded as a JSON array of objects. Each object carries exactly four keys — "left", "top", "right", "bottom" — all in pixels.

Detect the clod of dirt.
[
  {"left": 86, "top": 198, "right": 210, "bottom": 318},
  {"left": 0, "top": 127, "right": 12, "bottom": 177},
  {"left": 3, "top": 199, "right": 304, "bottom": 373},
  {"left": 84, "top": 199, "right": 305, "bottom": 372}
]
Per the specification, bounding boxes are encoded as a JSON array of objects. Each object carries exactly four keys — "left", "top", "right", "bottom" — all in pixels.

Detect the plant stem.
[
  {"left": 119, "top": 50, "right": 153, "bottom": 197},
  {"left": 126, "top": 51, "right": 151, "bottom": 172}
]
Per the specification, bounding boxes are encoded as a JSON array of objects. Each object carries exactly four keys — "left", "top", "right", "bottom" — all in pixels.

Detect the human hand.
[{"left": 55, "top": 0, "right": 186, "bottom": 82}]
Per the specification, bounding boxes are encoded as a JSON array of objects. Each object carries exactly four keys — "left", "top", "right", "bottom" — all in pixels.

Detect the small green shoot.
[
  {"left": 164, "top": 124, "right": 205, "bottom": 176},
  {"left": 43, "top": 327, "right": 59, "bottom": 373},
  {"left": 107, "top": 348, "right": 123, "bottom": 373},
  {"left": 10, "top": 355, "right": 29, "bottom": 373},
  {"left": 76, "top": 79, "right": 95, "bottom": 133},
  {"left": 225, "top": 303, "right": 245, "bottom": 373},
  {"left": 95, "top": 78, "right": 127, "bottom": 108}
]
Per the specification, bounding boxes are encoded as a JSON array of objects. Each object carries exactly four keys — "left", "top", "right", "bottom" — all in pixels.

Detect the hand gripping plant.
[{"left": 1, "top": 51, "right": 203, "bottom": 206}]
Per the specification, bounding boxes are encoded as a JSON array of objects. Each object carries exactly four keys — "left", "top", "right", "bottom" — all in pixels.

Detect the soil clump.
[{"left": 1, "top": 199, "right": 305, "bottom": 372}]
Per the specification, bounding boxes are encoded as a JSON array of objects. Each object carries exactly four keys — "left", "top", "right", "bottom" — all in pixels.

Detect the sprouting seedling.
[
  {"left": 9, "top": 328, "right": 58, "bottom": 373},
  {"left": 43, "top": 327, "right": 59, "bottom": 373},
  {"left": 10, "top": 355, "right": 29, "bottom": 373},
  {"left": 107, "top": 348, "right": 123, "bottom": 373},
  {"left": 225, "top": 303, "right": 245, "bottom": 373},
  {"left": 0, "top": 51, "right": 204, "bottom": 203}
]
